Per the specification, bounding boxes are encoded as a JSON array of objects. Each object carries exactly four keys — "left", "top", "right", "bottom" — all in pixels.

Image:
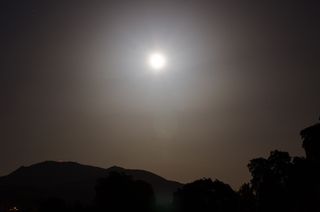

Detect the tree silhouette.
[
  {"left": 173, "top": 178, "right": 237, "bottom": 212},
  {"left": 294, "top": 118, "right": 320, "bottom": 211},
  {"left": 247, "top": 150, "right": 292, "bottom": 212},
  {"left": 95, "top": 171, "right": 155, "bottom": 212},
  {"left": 286, "top": 156, "right": 318, "bottom": 212},
  {"left": 238, "top": 183, "right": 255, "bottom": 212},
  {"left": 300, "top": 119, "right": 320, "bottom": 163}
]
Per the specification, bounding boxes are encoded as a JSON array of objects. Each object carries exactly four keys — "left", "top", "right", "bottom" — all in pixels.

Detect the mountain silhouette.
[{"left": 0, "top": 161, "right": 182, "bottom": 206}]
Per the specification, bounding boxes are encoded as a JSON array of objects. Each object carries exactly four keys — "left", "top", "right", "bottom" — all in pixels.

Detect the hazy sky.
[{"left": 1, "top": 0, "right": 320, "bottom": 188}]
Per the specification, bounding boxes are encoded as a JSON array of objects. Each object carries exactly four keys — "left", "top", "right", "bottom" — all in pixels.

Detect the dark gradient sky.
[{"left": 1, "top": 0, "right": 320, "bottom": 188}]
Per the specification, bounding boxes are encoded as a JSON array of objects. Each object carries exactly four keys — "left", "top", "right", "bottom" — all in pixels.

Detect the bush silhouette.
[
  {"left": 95, "top": 171, "right": 155, "bottom": 212},
  {"left": 173, "top": 178, "right": 237, "bottom": 212},
  {"left": 38, "top": 197, "right": 67, "bottom": 212}
]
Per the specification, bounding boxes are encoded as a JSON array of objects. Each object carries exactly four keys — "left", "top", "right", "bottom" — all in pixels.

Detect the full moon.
[{"left": 147, "top": 52, "right": 167, "bottom": 72}]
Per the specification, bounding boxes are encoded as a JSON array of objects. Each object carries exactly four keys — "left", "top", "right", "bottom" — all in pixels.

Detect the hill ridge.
[{"left": 0, "top": 161, "right": 182, "bottom": 205}]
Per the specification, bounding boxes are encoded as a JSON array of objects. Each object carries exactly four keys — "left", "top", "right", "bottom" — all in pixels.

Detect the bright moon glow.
[{"left": 148, "top": 52, "right": 167, "bottom": 72}]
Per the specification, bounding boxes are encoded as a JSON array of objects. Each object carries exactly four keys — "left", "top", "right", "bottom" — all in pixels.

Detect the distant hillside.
[{"left": 0, "top": 161, "right": 182, "bottom": 205}]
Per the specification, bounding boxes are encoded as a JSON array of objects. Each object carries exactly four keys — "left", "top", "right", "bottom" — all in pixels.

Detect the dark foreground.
[{"left": 1, "top": 118, "right": 320, "bottom": 212}]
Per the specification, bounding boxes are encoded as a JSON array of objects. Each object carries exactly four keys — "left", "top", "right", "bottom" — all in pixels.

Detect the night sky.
[{"left": 1, "top": 0, "right": 320, "bottom": 188}]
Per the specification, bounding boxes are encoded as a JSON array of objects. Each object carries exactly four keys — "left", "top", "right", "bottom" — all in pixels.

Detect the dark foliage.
[
  {"left": 39, "top": 197, "right": 67, "bottom": 212},
  {"left": 300, "top": 122, "right": 320, "bottom": 163},
  {"left": 95, "top": 171, "right": 155, "bottom": 212},
  {"left": 173, "top": 178, "right": 238, "bottom": 212},
  {"left": 238, "top": 183, "right": 255, "bottom": 212},
  {"left": 247, "top": 150, "right": 292, "bottom": 212},
  {"left": 244, "top": 152, "right": 320, "bottom": 212}
]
